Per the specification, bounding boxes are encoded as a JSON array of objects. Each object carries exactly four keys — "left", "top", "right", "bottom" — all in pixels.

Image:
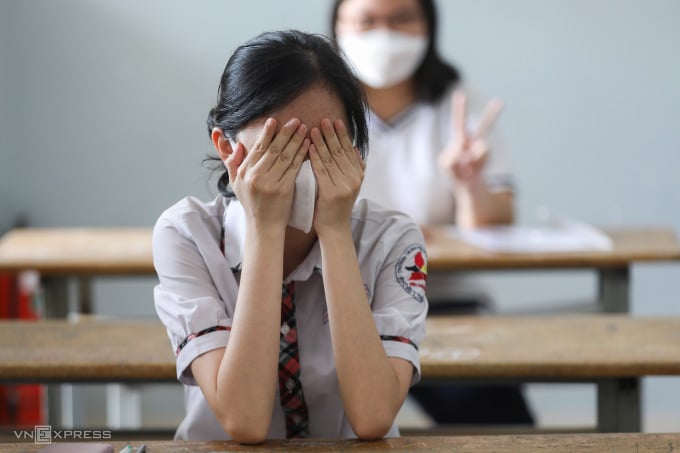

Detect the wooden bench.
[
  {"left": 2, "top": 315, "right": 680, "bottom": 432},
  {"left": 0, "top": 318, "right": 175, "bottom": 383},
  {"left": 421, "top": 315, "right": 680, "bottom": 378},
  {"left": 2, "top": 433, "right": 680, "bottom": 452},
  {"left": 422, "top": 315, "right": 680, "bottom": 432}
]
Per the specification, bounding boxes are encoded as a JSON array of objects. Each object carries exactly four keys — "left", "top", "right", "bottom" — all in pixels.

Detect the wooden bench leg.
[
  {"left": 598, "top": 267, "right": 630, "bottom": 313},
  {"left": 598, "top": 378, "right": 640, "bottom": 432},
  {"left": 77, "top": 277, "right": 93, "bottom": 315},
  {"left": 106, "top": 384, "right": 143, "bottom": 429},
  {"left": 42, "top": 276, "right": 103, "bottom": 429},
  {"left": 43, "top": 278, "right": 72, "bottom": 427}
]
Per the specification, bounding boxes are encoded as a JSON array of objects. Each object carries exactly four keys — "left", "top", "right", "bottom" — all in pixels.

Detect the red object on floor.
[{"left": 0, "top": 273, "right": 46, "bottom": 427}]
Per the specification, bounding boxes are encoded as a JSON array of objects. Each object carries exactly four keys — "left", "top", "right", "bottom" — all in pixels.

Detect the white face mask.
[
  {"left": 338, "top": 29, "right": 428, "bottom": 89},
  {"left": 288, "top": 160, "right": 317, "bottom": 233},
  {"left": 228, "top": 142, "right": 318, "bottom": 233}
]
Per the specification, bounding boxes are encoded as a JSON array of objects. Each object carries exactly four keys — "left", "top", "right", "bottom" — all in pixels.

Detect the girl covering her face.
[{"left": 153, "top": 30, "right": 428, "bottom": 442}]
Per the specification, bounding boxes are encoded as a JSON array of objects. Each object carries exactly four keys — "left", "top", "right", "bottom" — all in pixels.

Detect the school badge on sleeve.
[{"left": 395, "top": 244, "right": 427, "bottom": 303}]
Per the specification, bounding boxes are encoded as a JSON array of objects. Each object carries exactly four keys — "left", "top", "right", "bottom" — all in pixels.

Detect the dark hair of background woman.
[
  {"left": 330, "top": 0, "right": 460, "bottom": 102},
  {"left": 206, "top": 30, "right": 369, "bottom": 198}
]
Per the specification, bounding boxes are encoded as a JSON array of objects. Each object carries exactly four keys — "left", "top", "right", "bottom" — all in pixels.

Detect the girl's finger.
[
  {"left": 335, "top": 119, "right": 362, "bottom": 169},
  {"left": 310, "top": 126, "right": 340, "bottom": 184},
  {"left": 470, "top": 139, "right": 490, "bottom": 162},
  {"left": 279, "top": 138, "right": 311, "bottom": 184},
  {"left": 251, "top": 117, "right": 302, "bottom": 173},
  {"left": 473, "top": 99, "right": 504, "bottom": 140},
  {"left": 472, "top": 145, "right": 489, "bottom": 171},
  {"left": 451, "top": 90, "right": 468, "bottom": 139},
  {"left": 267, "top": 123, "right": 308, "bottom": 180},
  {"left": 322, "top": 119, "right": 353, "bottom": 176},
  {"left": 241, "top": 117, "right": 277, "bottom": 168},
  {"left": 322, "top": 119, "right": 344, "bottom": 158},
  {"left": 309, "top": 143, "right": 333, "bottom": 186},
  {"left": 226, "top": 142, "right": 245, "bottom": 185}
]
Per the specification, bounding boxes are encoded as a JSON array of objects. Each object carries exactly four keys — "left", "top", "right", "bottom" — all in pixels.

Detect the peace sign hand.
[{"left": 438, "top": 90, "right": 503, "bottom": 186}]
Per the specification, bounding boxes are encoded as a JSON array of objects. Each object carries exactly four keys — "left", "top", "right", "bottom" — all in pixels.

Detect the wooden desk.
[
  {"left": 0, "top": 228, "right": 157, "bottom": 428},
  {"left": 1, "top": 227, "right": 678, "bottom": 429},
  {"left": 2, "top": 227, "right": 678, "bottom": 313},
  {"left": 3, "top": 227, "right": 677, "bottom": 274},
  {"left": 0, "top": 319, "right": 175, "bottom": 382},
  {"left": 426, "top": 227, "right": 680, "bottom": 270},
  {"left": 2, "top": 433, "right": 680, "bottom": 452},
  {"left": 421, "top": 315, "right": 680, "bottom": 378},
  {"left": 0, "top": 228, "right": 154, "bottom": 316},
  {"left": 422, "top": 315, "right": 680, "bottom": 432},
  {"left": 0, "top": 228, "right": 154, "bottom": 276},
  {"left": 3, "top": 316, "right": 679, "bottom": 432},
  {"left": 425, "top": 226, "right": 680, "bottom": 313}
]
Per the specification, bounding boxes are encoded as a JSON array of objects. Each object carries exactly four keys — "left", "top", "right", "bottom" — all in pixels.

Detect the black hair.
[
  {"left": 330, "top": 0, "right": 460, "bottom": 102},
  {"left": 206, "top": 29, "right": 368, "bottom": 197}
]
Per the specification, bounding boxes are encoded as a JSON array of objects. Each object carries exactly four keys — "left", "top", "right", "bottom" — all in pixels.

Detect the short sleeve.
[
  {"left": 370, "top": 223, "right": 428, "bottom": 386},
  {"left": 153, "top": 215, "right": 233, "bottom": 385}
]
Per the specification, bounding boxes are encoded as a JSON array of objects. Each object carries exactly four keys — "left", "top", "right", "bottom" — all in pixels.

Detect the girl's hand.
[
  {"left": 438, "top": 90, "right": 503, "bottom": 187},
  {"left": 309, "top": 118, "right": 365, "bottom": 235},
  {"left": 225, "top": 118, "right": 310, "bottom": 231}
]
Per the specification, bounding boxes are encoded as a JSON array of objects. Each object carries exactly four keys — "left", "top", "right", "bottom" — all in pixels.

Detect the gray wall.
[
  {"left": 1, "top": 0, "right": 679, "bottom": 431},
  {"left": 0, "top": 2, "right": 20, "bottom": 233}
]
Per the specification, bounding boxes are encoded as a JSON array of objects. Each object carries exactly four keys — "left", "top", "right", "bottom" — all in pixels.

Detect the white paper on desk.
[{"left": 447, "top": 210, "right": 612, "bottom": 253}]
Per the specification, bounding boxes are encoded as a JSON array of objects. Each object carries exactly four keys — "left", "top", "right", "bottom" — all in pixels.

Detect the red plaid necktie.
[{"left": 278, "top": 282, "right": 309, "bottom": 438}]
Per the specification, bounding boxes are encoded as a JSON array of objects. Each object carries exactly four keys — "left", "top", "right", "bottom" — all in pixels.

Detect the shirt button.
[{"left": 281, "top": 324, "right": 290, "bottom": 335}]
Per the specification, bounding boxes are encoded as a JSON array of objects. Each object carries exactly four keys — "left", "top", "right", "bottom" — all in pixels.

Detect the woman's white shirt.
[
  {"left": 359, "top": 83, "right": 514, "bottom": 226},
  {"left": 153, "top": 195, "right": 428, "bottom": 440},
  {"left": 358, "top": 83, "right": 514, "bottom": 302}
]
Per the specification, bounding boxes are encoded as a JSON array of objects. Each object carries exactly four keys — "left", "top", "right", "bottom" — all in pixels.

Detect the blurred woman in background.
[{"left": 330, "top": 0, "right": 534, "bottom": 426}]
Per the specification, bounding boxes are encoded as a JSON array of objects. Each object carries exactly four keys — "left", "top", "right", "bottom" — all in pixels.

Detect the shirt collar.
[
  {"left": 286, "top": 239, "right": 322, "bottom": 283},
  {"left": 368, "top": 102, "right": 421, "bottom": 132},
  {"left": 222, "top": 199, "right": 323, "bottom": 280}
]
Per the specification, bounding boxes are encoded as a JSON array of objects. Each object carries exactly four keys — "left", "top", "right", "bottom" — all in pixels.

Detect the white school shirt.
[
  {"left": 358, "top": 83, "right": 514, "bottom": 302},
  {"left": 153, "top": 195, "right": 428, "bottom": 440}
]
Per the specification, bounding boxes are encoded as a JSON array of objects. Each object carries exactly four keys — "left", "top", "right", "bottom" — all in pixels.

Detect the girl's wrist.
[
  {"left": 316, "top": 222, "right": 353, "bottom": 243},
  {"left": 454, "top": 176, "right": 485, "bottom": 195},
  {"left": 245, "top": 220, "right": 287, "bottom": 243}
]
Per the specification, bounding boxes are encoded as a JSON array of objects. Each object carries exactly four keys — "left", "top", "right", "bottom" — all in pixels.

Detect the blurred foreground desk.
[
  {"left": 3, "top": 315, "right": 680, "bottom": 432},
  {"left": 3, "top": 433, "right": 680, "bottom": 452},
  {"left": 425, "top": 226, "right": 680, "bottom": 313}
]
